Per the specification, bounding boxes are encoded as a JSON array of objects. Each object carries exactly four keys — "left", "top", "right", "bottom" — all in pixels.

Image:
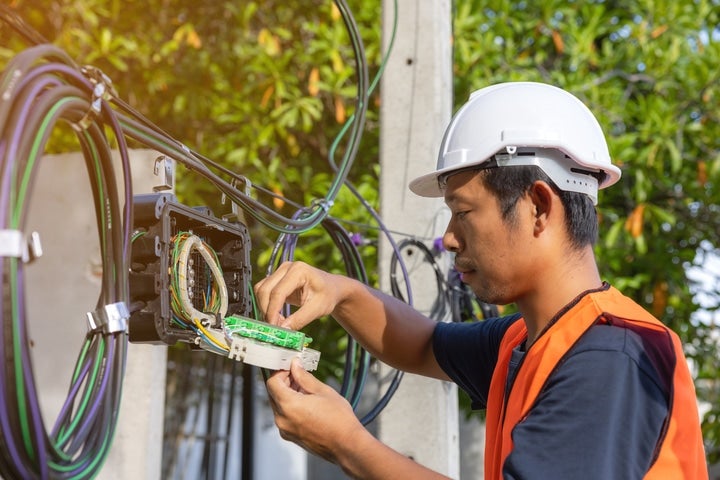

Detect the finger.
[
  {"left": 254, "top": 262, "right": 293, "bottom": 324},
  {"left": 265, "top": 369, "right": 292, "bottom": 404},
  {"left": 288, "top": 358, "right": 325, "bottom": 395},
  {"left": 264, "top": 265, "right": 320, "bottom": 330}
]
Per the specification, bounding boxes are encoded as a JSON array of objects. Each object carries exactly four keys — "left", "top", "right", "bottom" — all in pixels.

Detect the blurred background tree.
[{"left": 3, "top": 0, "right": 719, "bottom": 464}]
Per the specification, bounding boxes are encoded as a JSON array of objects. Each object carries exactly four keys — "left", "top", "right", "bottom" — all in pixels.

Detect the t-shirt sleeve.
[
  {"left": 433, "top": 314, "right": 521, "bottom": 409},
  {"left": 503, "top": 325, "right": 669, "bottom": 480}
]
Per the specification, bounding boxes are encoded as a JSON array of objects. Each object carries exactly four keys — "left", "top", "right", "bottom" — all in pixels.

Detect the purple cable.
[
  {"left": 0, "top": 74, "right": 63, "bottom": 226},
  {"left": 0, "top": 60, "right": 94, "bottom": 228},
  {"left": 67, "top": 336, "right": 115, "bottom": 445},
  {"left": 5, "top": 71, "right": 88, "bottom": 478},
  {"left": 16, "top": 268, "right": 50, "bottom": 478},
  {"left": 0, "top": 139, "right": 9, "bottom": 219},
  {"left": 0, "top": 262, "right": 32, "bottom": 479},
  {"left": 0, "top": 101, "right": 31, "bottom": 475},
  {"left": 49, "top": 355, "right": 93, "bottom": 440}
]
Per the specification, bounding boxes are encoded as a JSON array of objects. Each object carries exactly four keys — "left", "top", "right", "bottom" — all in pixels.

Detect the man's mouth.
[{"left": 454, "top": 259, "right": 475, "bottom": 274}]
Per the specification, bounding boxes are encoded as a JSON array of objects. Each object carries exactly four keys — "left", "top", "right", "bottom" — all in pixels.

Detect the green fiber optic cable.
[
  {"left": 45, "top": 337, "right": 96, "bottom": 463},
  {"left": 50, "top": 405, "right": 113, "bottom": 475},
  {"left": 55, "top": 338, "right": 106, "bottom": 446},
  {"left": 9, "top": 259, "right": 36, "bottom": 461},
  {"left": 9, "top": 91, "right": 102, "bottom": 466},
  {"left": 13, "top": 96, "right": 87, "bottom": 225}
]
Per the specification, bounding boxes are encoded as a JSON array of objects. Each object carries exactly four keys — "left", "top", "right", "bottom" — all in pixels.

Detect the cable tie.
[
  {"left": 314, "top": 199, "right": 334, "bottom": 213},
  {"left": 0, "top": 230, "right": 42, "bottom": 263},
  {"left": 75, "top": 66, "right": 117, "bottom": 130},
  {"left": 80, "top": 65, "right": 118, "bottom": 99},
  {"left": 86, "top": 302, "right": 130, "bottom": 334}
]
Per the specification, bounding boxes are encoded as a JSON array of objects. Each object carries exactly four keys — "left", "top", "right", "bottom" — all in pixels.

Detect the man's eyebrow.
[{"left": 444, "top": 192, "right": 466, "bottom": 207}]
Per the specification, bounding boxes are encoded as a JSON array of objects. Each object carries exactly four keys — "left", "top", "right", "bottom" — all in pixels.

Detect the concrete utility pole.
[{"left": 378, "top": 1, "right": 457, "bottom": 478}]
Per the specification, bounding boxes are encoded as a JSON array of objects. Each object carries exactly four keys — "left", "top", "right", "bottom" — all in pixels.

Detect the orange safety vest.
[{"left": 485, "top": 286, "right": 708, "bottom": 480}]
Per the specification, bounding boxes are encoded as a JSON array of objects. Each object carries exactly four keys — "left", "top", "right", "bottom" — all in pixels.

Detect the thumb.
[{"left": 289, "top": 358, "right": 324, "bottom": 394}]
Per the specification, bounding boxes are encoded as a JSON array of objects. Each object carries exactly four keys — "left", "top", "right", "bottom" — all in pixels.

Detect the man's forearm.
[
  {"left": 330, "top": 275, "right": 445, "bottom": 378},
  {"left": 336, "top": 424, "right": 452, "bottom": 480}
]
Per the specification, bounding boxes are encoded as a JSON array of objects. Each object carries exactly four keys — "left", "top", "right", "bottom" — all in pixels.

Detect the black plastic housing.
[{"left": 128, "top": 193, "right": 252, "bottom": 345}]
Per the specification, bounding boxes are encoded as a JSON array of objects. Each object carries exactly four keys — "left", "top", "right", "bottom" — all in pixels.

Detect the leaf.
[
  {"left": 665, "top": 138, "right": 682, "bottom": 173},
  {"left": 652, "top": 281, "right": 669, "bottom": 316},
  {"left": 604, "top": 219, "right": 624, "bottom": 248},
  {"left": 625, "top": 203, "right": 646, "bottom": 239},
  {"left": 260, "top": 85, "right": 274, "bottom": 108},
  {"left": 634, "top": 233, "right": 648, "bottom": 255},
  {"left": 186, "top": 27, "right": 202, "bottom": 49},
  {"left": 272, "top": 185, "right": 285, "bottom": 209},
  {"left": 331, "top": 3, "right": 340, "bottom": 21},
  {"left": 334, "top": 95, "right": 346, "bottom": 124},
  {"left": 697, "top": 160, "right": 707, "bottom": 186},
  {"left": 551, "top": 30, "right": 564, "bottom": 54},
  {"left": 330, "top": 50, "right": 344, "bottom": 73},
  {"left": 258, "top": 28, "right": 280, "bottom": 56},
  {"left": 651, "top": 25, "right": 668, "bottom": 39},
  {"left": 308, "top": 67, "right": 320, "bottom": 96}
]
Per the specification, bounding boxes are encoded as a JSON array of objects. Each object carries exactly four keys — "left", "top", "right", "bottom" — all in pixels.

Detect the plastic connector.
[{"left": 227, "top": 336, "right": 320, "bottom": 371}]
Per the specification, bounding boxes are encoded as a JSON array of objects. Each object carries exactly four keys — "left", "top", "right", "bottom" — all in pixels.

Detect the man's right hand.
[{"left": 253, "top": 261, "right": 344, "bottom": 330}]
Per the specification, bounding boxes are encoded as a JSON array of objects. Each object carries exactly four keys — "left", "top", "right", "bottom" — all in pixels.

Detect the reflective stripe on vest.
[{"left": 484, "top": 286, "right": 708, "bottom": 480}]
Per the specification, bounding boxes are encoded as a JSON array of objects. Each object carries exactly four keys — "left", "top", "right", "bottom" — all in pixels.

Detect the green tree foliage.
[
  {"left": 3, "top": 0, "right": 383, "bottom": 381},
  {"left": 4, "top": 0, "right": 719, "bottom": 463}
]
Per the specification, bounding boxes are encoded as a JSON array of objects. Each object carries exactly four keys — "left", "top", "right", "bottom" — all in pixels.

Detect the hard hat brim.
[{"left": 408, "top": 152, "right": 622, "bottom": 200}]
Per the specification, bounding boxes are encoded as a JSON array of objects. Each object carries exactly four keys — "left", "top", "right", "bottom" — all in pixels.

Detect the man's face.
[{"left": 442, "top": 170, "right": 533, "bottom": 306}]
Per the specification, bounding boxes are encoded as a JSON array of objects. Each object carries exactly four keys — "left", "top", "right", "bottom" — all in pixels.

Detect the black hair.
[{"left": 478, "top": 165, "right": 599, "bottom": 248}]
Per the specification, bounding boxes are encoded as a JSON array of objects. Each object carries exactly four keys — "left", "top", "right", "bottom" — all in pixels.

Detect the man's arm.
[
  {"left": 266, "top": 360, "right": 452, "bottom": 480},
  {"left": 255, "top": 261, "right": 448, "bottom": 379}
]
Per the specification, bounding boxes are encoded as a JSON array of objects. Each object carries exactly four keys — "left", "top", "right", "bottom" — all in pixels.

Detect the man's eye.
[{"left": 455, "top": 211, "right": 468, "bottom": 219}]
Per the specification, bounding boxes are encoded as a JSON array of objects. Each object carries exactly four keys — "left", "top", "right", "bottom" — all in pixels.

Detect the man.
[{"left": 255, "top": 82, "right": 708, "bottom": 479}]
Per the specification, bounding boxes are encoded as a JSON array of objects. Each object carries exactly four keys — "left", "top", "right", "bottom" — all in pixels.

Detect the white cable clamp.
[
  {"left": 0, "top": 230, "right": 42, "bottom": 263},
  {"left": 314, "top": 199, "right": 334, "bottom": 213},
  {"left": 153, "top": 155, "right": 176, "bottom": 192},
  {"left": 221, "top": 176, "right": 251, "bottom": 221},
  {"left": 77, "top": 66, "right": 117, "bottom": 130},
  {"left": 86, "top": 302, "right": 130, "bottom": 334}
]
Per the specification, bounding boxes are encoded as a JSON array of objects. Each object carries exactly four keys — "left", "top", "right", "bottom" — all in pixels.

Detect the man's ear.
[{"left": 528, "top": 181, "right": 557, "bottom": 234}]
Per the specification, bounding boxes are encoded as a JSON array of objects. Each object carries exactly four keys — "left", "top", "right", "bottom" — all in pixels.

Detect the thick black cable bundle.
[{"left": 0, "top": 44, "right": 132, "bottom": 479}]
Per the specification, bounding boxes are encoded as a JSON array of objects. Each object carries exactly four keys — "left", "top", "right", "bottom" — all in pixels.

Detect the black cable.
[
  {"left": 0, "top": 4, "right": 49, "bottom": 46},
  {"left": 0, "top": 41, "right": 131, "bottom": 480},
  {"left": 389, "top": 238, "right": 449, "bottom": 321}
]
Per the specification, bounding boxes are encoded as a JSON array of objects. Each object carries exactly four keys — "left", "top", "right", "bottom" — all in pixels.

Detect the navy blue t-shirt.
[{"left": 433, "top": 314, "right": 670, "bottom": 479}]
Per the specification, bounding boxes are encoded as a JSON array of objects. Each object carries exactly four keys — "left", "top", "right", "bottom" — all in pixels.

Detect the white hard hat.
[{"left": 409, "top": 82, "right": 622, "bottom": 204}]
